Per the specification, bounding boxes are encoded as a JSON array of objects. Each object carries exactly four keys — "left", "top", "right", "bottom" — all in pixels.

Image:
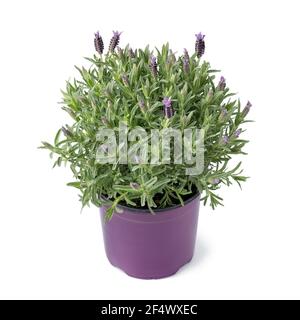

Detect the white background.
[{"left": 0, "top": 0, "right": 299, "bottom": 300}]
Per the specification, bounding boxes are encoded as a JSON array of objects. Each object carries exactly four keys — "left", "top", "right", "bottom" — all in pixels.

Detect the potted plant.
[{"left": 40, "top": 30, "right": 252, "bottom": 279}]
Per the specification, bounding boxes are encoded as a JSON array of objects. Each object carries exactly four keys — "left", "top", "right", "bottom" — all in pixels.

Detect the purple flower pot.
[{"left": 100, "top": 193, "right": 200, "bottom": 279}]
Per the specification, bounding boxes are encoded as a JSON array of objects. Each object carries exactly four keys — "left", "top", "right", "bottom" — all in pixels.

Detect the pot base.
[{"left": 107, "top": 255, "right": 194, "bottom": 279}]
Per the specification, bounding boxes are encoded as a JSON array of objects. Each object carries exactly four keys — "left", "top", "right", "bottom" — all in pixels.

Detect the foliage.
[{"left": 40, "top": 32, "right": 252, "bottom": 218}]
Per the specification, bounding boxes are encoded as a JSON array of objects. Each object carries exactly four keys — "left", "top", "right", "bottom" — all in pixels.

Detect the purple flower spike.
[
  {"left": 163, "top": 97, "right": 174, "bottom": 119},
  {"left": 183, "top": 48, "right": 190, "bottom": 73},
  {"left": 139, "top": 99, "right": 145, "bottom": 110},
  {"left": 195, "top": 32, "right": 205, "bottom": 40},
  {"left": 183, "top": 48, "right": 190, "bottom": 61},
  {"left": 167, "top": 50, "right": 176, "bottom": 66},
  {"left": 94, "top": 31, "right": 104, "bottom": 54},
  {"left": 122, "top": 74, "right": 129, "bottom": 86},
  {"left": 183, "top": 59, "right": 190, "bottom": 73},
  {"left": 219, "top": 107, "right": 228, "bottom": 121},
  {"left": 128, "top": 48, "right": 136, "bottom": 58},
  {"left": 234, "top": 128, "right": 242, "bottom": 138},
  {"left": 207, "top": 89, "right": 213, "bottom": 98},
  {"left": 242, "top": 101, "right": 252, "bottom": 117},
  {"left": 221, "top": 135, "right": 229, "bottom": 144},
  {"left": 217, "top": 76, "right": 226, "bottom": 90},
  {"left": 163, "top": 97, "right": 172, "bottom": 108},
  {"left": 109, "top": 31, "right": 122, "bottom": 52},
  {"left": 150, "top": 55, "right": 158, "bottom": 77},
  {"left": 117, "top": 46, "right": 123, "bottom": 56},
  {"left": 195, "top": 32, "right": 205, "bottom": 58},
  {"left": 130, "top": 182, "right": 140, "bottom": 190},
  {"left": 61, "top": 126, "right": 72, "bottom": 137}
]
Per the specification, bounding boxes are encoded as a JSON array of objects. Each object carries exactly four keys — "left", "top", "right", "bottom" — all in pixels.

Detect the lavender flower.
[
  {"left": 109, "top": 31, "right": 121, "bottom": 52},
  {"left": 128, "top": 48, "right": 136, "bottom": 58},
  {"left": 183, "top": 48, "right": 190, "bottom": 73},
  {"left": 167, "top": 50, "right": 176, "bottom": 66},
  {"left": 117, "top": 46, "right": 124, "bottom": 57},
  {"left": 94, "top": 31, "right": 104, "bottom": 54},
  {"left": 221, "top": 135, "right": 229, "bottom": 144},
  {"left": 183, "top": 59, "right": 190, "bottom": 73},
  {"left": 242, "top": 101, "right": 252, "bottom": 117},
  {"left": 122, "top": 74, "right": 129, "bottom": 86},
  {"left": 207, "top": 89, "right": 214, "bottom": 98},
  {"left": 234, "top": 128, "right": 242, "bottom": 138},
  {"left": 139, "top": 99, "right": 145, "bottom": 110},
  {"left": 217, "top": 76, "right": 226, "bottom": 90},
  {"left": 218, "top": 107, "right": 228, "bottom": 122},
  {"left": 61, "top": 126, "right": 72, "bottom": 137},
  {"left": 162, "top": 97, "right": 174, "bottom": 119},
  {"left": 150, "top": 55, "right": 158, "bottom": 77},
  {"left": 183, "top": 48, "right": 190, "bottom": 61},
  {"left": 195, "top": 32, "right": 205, "bottom": 58},
  {"left": 130, "top": 182, "right": 140, "bottom": 190}
]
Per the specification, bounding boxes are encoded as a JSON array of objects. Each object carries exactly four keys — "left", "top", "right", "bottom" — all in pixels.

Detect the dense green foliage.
[{"left": 40, "top": 35, "right": 251, "bottom": 218}]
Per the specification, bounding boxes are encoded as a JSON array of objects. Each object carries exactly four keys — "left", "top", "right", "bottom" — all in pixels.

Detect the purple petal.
[
  {"left": 234, "top": 128, "right": 242, "bottom": 138},
  {"left": 195, "top": 32, "right": 205, "bottom": 40},
  {"left": 162, "top": 97, "right": 172, "bottom": 108},
  {"left": 246, "top": 101, "right": 252, "bottom": 109},
  {"left": 113, "top": 31, "right": 122, "bottom": 36},
  {"left": 221, "top": 135, "right": 229, "bottom": 144}
]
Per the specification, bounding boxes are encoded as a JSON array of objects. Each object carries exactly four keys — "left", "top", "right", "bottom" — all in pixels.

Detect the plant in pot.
[{"left": 40, "top": 30, "right": 252, "bottom": 279}]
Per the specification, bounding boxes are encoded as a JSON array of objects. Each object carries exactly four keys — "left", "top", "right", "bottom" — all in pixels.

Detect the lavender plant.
[{"left": 40, "top": 31, "right": 252, "bottom": 218}]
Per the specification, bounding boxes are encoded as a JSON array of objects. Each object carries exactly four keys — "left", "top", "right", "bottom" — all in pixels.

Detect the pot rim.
[{"left": 100, "top": 190, "right": 200, "bottom": 214}]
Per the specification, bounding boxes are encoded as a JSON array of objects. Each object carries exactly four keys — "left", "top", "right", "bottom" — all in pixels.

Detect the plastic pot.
[{"left": 100, "top": 192, "right": 200, "bottom": 279}]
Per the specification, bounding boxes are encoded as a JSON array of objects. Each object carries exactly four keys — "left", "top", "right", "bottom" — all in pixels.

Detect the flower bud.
[
  {"left": 195, "top": 32, "right": 205, "bottom": 58},
  {"left": 217, "top": 76, "right": 226, "bottom": 90},
  {"left": 109, "top": 31, "right": 121, "bottom": 52},
  {"left": 150, "top": 55, "right": 158, "bottom": 77},
  {"left": 234, "top": 128, "right": 242, "bottom": 138},
  {"left": 220, "top": 135, "right": 229, "bottom": 145},
  {"left": 162, "top": 97, "right": 174, "bottom": 118},
  {"left": 94, "top": 31, "right": 104, "bottom": 54},
  {"left": 242, "top": 101, "right": 252, "bottom": 117},
  {"left": 207, "top": 89, "right": 214, "bottom": 99},
  {"left": 139, "top": 99, "right": 145, "bottom": 110},
  {"left": 167, "top": 50, "right": 176, "bottom": 66},
  {"left": 218, "top": 107, "right": 228, "bottom": 122},
  {"left": 122, "top": 74, "right": 129, "bottom": 86},
  {"left": 183, "top": 48, "right": 190, "bottom": 73},
  {"left": 128, "top": 48, "right": 136, "bottom": 58},
  {"left": 61, "top": 126, "right": 72, "bottom": 137},
  {"left": 117, "top": 46, "right": 124, "bottom": 57}
]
